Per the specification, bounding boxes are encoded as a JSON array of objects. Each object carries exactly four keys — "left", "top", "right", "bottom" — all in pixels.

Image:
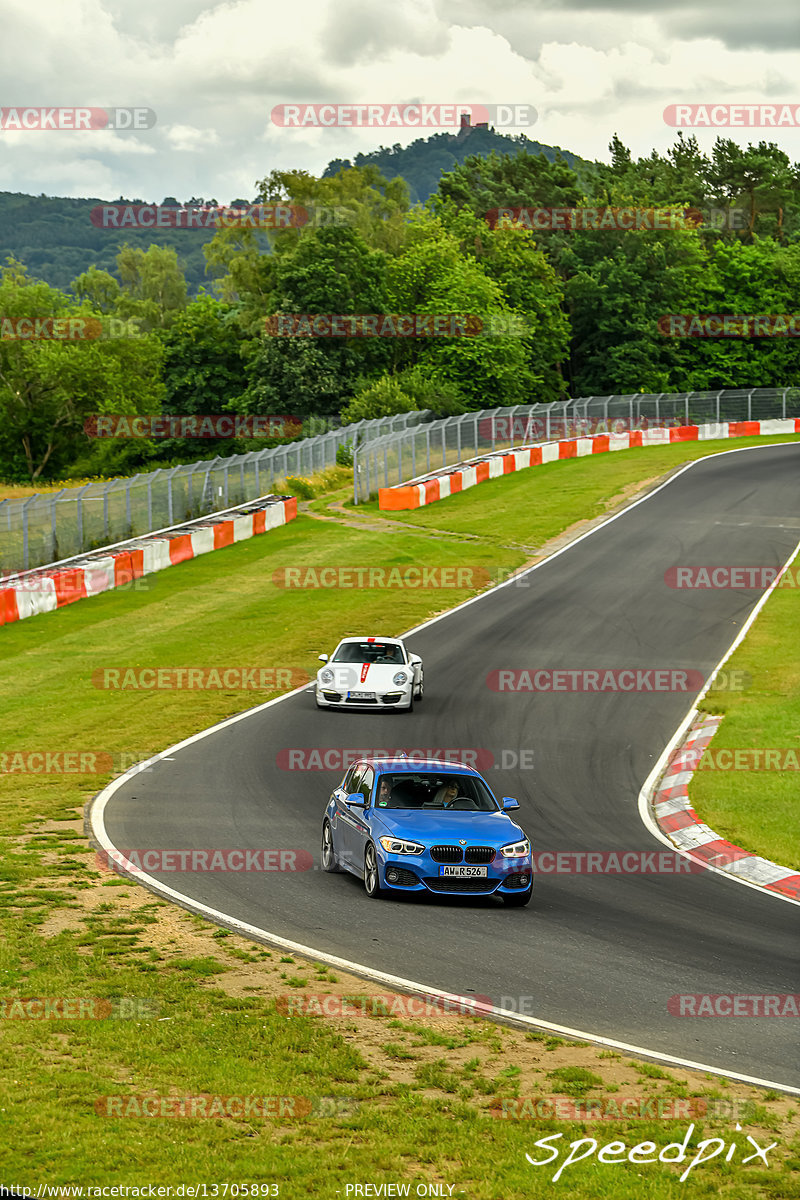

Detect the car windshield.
[
  {"left": 373, "top": 773, "right": 499, "bottom": 812},
  {"left": 332, "top": 641, "right": 404, "bottom": 664}
]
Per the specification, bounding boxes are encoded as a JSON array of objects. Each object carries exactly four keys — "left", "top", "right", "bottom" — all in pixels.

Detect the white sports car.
[{"left": 315, "top": 636, "right": 424, "bottom": 712}]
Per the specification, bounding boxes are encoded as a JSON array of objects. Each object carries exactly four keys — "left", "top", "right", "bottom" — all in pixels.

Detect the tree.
[
  {"left": 0, "top": 260, "right": 163, "bottom": 481},
  {"left": 115, "top": 244, "right": 188, "bottom": 329},
  {"left": 384, "top": 211, "right": 538, "bottom": 407}
]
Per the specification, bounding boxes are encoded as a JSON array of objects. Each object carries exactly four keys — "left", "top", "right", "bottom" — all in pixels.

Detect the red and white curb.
[
  {"left": 378, "top": 418, "right": 800, "bottom": 510},
  {"left": 0, "top": 494, "right": 297, "bottom": 629},
  {"left": 652, "top": 714, "right": 800, "bottom": 901}
]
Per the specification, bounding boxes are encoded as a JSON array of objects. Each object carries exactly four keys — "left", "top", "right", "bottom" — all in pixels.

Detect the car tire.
[
  {"left": 363, "top": 843, "right": 383, "bottom": 898},
  {"left": 321, "top": 820, "right": 342, "bottom": 872},
  {"left": 414, "top": 672, "right": 424, "bottom": 701},
  {"left": 501, "top": 886, "right": 533, "bottom": 907}
]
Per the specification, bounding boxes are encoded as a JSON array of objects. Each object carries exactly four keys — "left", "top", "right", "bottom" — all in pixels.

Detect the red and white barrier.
[
  {"left": 652, "top": 716, "right": 800, "bottom": 901},
  {"left": 379, "top": 419, "right": 800, "bottom": 510},
  {"left": 0, "top": 495, "right": 297, "bottom": 629}
]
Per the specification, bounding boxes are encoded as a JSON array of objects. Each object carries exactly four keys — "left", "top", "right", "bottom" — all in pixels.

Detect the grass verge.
[
  {"left": 691, "top": 544, "right": 800, "bottom": 870},
  {"left": 1, "top": 434, "right": 798, "bottom": 1195}
]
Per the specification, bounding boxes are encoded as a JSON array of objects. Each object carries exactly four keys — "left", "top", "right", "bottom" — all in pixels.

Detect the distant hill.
[
  {"left": 323, "top": 123, "right": 592, "bottom": 203},
  {"left": 0, "top": 127, "right": 592, "bottom": 293},
  {"left": 0, "top": 191, "right": 253, "bottom": 295}
]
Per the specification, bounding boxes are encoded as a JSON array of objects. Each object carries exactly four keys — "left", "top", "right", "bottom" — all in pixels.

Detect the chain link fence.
[
  {"left": 0, "top": 410, "right": 430, "bottom": 573},
  {"left": 353, "top": 388, "right": 800, "bottom": 503}
]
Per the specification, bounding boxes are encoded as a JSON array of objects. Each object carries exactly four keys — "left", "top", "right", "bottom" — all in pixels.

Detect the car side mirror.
[
  {"left": 408, "top": 653, "right": 422, "bottom": 665},
  {"left": 318, "top": 653, "right": 329, "bottom": 663},
  {"left": 502, "top": 797, "right": 520, "bottom": 809},
  {"left": 345, "top": 793, "right": 366, "bottom": 808}
]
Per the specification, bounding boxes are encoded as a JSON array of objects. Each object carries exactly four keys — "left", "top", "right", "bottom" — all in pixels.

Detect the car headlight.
[
  {"left": 500, "top": 838, "right": 531, "bottom": 858},
  {"left": 392, "top": 671, "right": 408, "bottom": 686},
  {"left": 319, "top": 668, "right": 334, "bottom": 684},
  {"left": 379, "top": 836, "right": 424, "bottom": 855}
]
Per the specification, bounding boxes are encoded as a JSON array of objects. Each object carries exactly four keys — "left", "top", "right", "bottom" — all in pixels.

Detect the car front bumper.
[
  {"left": 377, "top": 849, "right": 534, "bottom": 896},
  {"left": 316, "top": 685, "right": 412, "bottom": 710}
]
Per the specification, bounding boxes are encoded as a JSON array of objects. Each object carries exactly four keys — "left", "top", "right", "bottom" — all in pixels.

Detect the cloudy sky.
[{"left": 1, "top": 0, "right": 799, "bottom": 202}]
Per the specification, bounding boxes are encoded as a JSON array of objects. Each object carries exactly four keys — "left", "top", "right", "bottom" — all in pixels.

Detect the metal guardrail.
[
  {"left": 353, "top": 389, "right": 800, "bottom": 503},
  {"left": 0, "top": 410, "right": 431, "bottom": 572}
]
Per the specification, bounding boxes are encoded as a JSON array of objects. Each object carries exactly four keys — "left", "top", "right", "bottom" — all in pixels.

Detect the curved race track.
[{"left": 95, "top": 443, "right": 800, "bottom": 1091}]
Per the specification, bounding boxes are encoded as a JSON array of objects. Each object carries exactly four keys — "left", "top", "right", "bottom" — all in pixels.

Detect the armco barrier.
[
  {"left": 0, "top": 494, "right": 296, "bottom": 629},
  {"left": 378, "top": 420, "right": 800, "bottom": 510}
]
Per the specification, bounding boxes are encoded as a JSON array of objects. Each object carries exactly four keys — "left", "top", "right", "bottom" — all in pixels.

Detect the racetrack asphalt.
[{"left": 98, "top": 442, "right": 800, "bottom": 1089}]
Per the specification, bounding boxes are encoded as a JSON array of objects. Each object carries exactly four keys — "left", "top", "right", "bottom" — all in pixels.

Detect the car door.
[
  {"left": 348, "top": 765, "right": 374, "bottom": 873},
  {"left": 330, "top": 762, "right": 361, "bottom": 871}
]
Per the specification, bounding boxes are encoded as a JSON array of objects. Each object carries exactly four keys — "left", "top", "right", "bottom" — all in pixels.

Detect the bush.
[{"left": 284, "top": 474, "right": 315, "bottom": 500}]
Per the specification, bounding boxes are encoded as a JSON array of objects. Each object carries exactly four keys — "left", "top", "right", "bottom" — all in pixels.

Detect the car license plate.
[
  {"left": 439, "top": 865, "right": 488, "bottom": 877},
  {"left": 348, "top": 690, "right": 375, "bottom": 700}
]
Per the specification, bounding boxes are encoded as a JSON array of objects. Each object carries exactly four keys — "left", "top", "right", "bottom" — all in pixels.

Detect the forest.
[{"left": 0, "top": 129, "right": 798, "bottom": 482}]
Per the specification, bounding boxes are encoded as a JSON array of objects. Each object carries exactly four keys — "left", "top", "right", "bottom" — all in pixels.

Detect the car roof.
[
  {"left": 337, "top": 635, "right": 403, "bottom": 644},
  {"left": 359, "top": 757, "right": 480, "bottom": 776}
]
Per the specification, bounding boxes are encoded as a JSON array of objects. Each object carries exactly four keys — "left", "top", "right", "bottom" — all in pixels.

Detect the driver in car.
[
  {"left": 377, "top": 777, "right": 394, "bottom": 807},
  {"left": 434, "top": 781, "right": 459, "bottom": 807}
]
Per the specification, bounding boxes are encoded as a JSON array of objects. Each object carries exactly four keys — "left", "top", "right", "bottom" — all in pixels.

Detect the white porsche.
[{"left": 315, "top": 636, "right": 424, "bottom": 712}]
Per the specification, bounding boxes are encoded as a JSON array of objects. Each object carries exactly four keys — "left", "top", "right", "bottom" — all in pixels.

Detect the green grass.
[
  {"left": 0, "top": 432, "right": 798, "bottom": 1194},
  {"left": 692, "top": 546, "right": 800, "bottom": 869}
]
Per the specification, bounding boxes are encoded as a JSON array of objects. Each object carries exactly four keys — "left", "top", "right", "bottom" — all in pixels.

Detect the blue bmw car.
[{"left": 321, "top": 756, "right": 533, "bottom": 905}]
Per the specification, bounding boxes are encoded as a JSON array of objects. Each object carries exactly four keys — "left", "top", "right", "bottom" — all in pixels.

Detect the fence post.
[
  {"left": 147, "top": 475, "right": 153, "bottom": 529},
  {"left": 783, "top": 389, "right": 787, "bottom": 419},
  {"left": 747, "top": 390, "right": 753, "bottom": 421},
  {"left": 426, "top": 426, "right": 431, "bottom": 475},
  {"left": 456, "top": 416, "right": 461, "bottom": 462},
  {"left": 352, "top": 443, "right": 359, "bottom": 505},
  {"left": 51, "top": 492, "right": 59, "bottom": 561},
  {"left": 103, "top": 481, "right": 112, "bottom": 541},
  {"left": 22, "top": 497, "right": 32, "bottom": 570}
]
